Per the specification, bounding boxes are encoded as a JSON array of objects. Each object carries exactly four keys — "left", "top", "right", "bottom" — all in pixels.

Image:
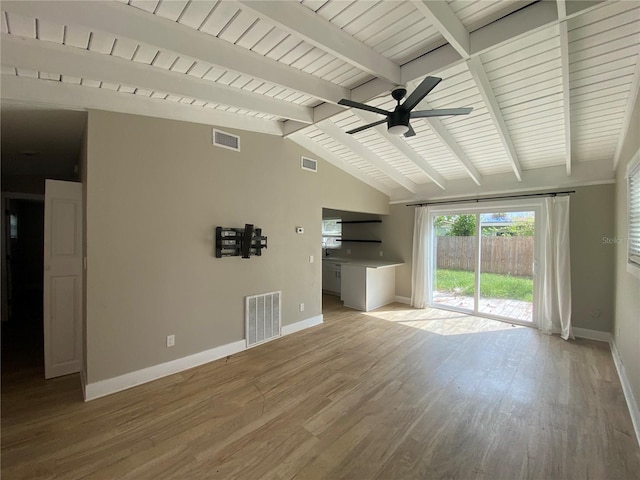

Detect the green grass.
[{"left": 435, "top": 269, "right": 533, "bottom": 302}]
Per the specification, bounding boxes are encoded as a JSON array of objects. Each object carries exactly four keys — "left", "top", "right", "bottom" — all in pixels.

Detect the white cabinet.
[
  {"left": 341, "top": 264, "right": 397, "bottom": 312},
  {"left": 322, "top": 262, "right": 342, "bottom": 295},
  {"left": 323, "top": 259, "right": 402, "bottom": 309}
]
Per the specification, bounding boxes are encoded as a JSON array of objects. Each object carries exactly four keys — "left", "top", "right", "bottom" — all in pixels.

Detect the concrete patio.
[{"left": 432, "top": 292, "right": 533, "bottom": 323}]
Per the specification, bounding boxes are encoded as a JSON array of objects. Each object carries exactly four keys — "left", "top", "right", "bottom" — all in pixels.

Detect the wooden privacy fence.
[{"left": 437, "top": 236, "right": 534, "bottom": 277}]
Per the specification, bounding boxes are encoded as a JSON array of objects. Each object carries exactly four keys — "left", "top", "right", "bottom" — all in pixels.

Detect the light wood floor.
[{"left": 2, "top": 295, "right": 639, "bottom": 479}]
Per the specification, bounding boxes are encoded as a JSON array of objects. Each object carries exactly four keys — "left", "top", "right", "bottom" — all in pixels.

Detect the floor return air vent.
[{"left": 245, "top": 291, "right": 281, "bottom": 347}]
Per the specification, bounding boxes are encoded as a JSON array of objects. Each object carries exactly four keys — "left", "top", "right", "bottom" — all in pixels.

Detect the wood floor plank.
[{"left": 2, "top": 295, "right": 639, "bottom": 479}]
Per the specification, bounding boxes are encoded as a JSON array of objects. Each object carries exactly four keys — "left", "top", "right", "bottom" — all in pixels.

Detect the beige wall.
[
  {"left": 85, "top": 110, "right": 388, "bottom": 383},
  {"left": 570, "top": 184, "right": 616, "bottom": 331},
  {"left": 381, "top": 204, "right": 414, "bottom": 299},
  {"left": 386, "top": 186, "right": 616, "bottom": 332},
  {"left": 613, "top": 94, "right": 640, "bottom": 407}
]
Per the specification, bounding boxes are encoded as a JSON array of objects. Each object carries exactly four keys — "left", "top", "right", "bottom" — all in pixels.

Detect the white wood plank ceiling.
[{"left": 1, "top": 0, "right": 639, "bottom": 201}]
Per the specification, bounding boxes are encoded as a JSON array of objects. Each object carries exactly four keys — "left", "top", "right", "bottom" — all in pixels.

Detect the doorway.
[
  {"left": 2, "top": 197, "right": 45, "bottom": 376},
  {"left": 431, "top": 206, "right": 539, "bottom": 324}
]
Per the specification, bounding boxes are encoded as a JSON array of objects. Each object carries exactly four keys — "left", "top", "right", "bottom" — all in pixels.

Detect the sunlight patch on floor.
[{"left": 365, "top": 306, "right": 526, "bottom": 336}]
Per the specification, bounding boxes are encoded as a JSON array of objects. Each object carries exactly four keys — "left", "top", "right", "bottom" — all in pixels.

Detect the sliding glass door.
[
  {"left": 432, "top": 214, "right": 476, "bottom": 311},
  {"left": 477, "top": 212, "right": 534, "bottom": 322},
  {"left": 431, "top": 206, "right": 538, "bottom": 324}
]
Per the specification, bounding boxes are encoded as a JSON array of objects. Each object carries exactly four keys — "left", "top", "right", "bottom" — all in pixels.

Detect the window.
[
  {"left": 628, "top": 154, "right": 640, "bottom": 268},
  {"left": 322, "top": 218, "right": 341, "bottom": 249}
]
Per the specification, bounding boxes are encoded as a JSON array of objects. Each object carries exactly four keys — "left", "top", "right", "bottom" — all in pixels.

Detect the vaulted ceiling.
[{"left": 2, "top": 0, "right": 639, "bottom": 202}]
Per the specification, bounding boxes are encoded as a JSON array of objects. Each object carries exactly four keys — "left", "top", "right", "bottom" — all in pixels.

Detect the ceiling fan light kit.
[
  {"left": 387, "top": 124, "right": 409, "bottom": 136},
  {"left": 338, "top": 76, "right": 472, "bottom": 138}
]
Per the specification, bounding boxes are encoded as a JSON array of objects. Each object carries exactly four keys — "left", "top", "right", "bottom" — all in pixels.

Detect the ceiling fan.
[{"left": 338, "top": 76, "right": 472, "bottom": 138}]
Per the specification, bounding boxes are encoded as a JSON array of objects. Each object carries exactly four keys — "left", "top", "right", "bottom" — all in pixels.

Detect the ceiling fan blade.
[
  {"left": 410, "top": 107, "right": 473, "bottom": 118},
  {"left": 402, "top": 76, "right": 442, "bottom": 112},
  {"left": 404, "top": 124, "right": 416, "bottom": 138},
  {"left": 346, "top": 119, "right": 388, "bottom": 135},
  {"left": 338, "top": 99, "right": 392, "bottom": 116}
]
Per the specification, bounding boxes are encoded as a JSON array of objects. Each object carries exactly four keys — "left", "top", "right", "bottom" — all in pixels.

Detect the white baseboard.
[
  {"left": 84, "top": 339, "right": 246, "bottom": 402},
  {"left": 394, "top": 296, "right": 411, "bottom": 305},
  {"left": 84, "top": 314, "right": 324, "bottom": 402},
  {"left": 610, "top": 340, "right": 640, "bottom": 447},
  {"left": 282, "top": 314, "right": 323, "bottom": 336},
  {"left": 572, "top": 327, "right": 611, "bottom": 342}
]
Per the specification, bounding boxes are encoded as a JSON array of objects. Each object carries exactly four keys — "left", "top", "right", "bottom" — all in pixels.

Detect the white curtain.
[
  {"left": 411, "top": 206, "right": 431, "bottom": 308},
  {"left": 540, "top": 196, "right": 573, "bottom": 340}
]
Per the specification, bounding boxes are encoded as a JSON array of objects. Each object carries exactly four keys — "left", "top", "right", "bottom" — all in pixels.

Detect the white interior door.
[{"left": 44, "top": 179, "right": 83, "bottom": 379}]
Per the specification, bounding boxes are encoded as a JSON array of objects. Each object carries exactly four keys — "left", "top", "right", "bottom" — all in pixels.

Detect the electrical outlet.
[
  {"left": 300, "top": 303, "right": 305, "bottom": 312},
  {"left": 309, "top": 255, "right": 314, "bottom": 263},
  {"left": 379, "top": 250, "right": 383, "bottom": 257},
  {"left": 167, "top": 335, "right": 175, "bottom": 347}
]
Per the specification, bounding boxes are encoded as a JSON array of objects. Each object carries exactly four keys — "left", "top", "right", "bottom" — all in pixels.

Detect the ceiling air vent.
[
  {"left": 301, "top": 156, "right": 317, "bottom": 172},
  {"left": 213, "top": 129, "right": 240, "bottom": 152}
]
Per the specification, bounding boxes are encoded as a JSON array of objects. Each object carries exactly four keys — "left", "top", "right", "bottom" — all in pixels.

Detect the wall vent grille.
[
  {"left": 301, "top": 156, "right": 318, "bottom": 172},
  {"left": 213, "top": 129, "right": 240, "bottom": 151},
  {"left": 245, "top": 291, "right": 281, "bottom": 348}
]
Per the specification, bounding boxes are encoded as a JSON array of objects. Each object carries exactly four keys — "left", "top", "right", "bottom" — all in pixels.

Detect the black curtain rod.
[{"left": 406, "top": 190, "right": 576, "bottom": 207}]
